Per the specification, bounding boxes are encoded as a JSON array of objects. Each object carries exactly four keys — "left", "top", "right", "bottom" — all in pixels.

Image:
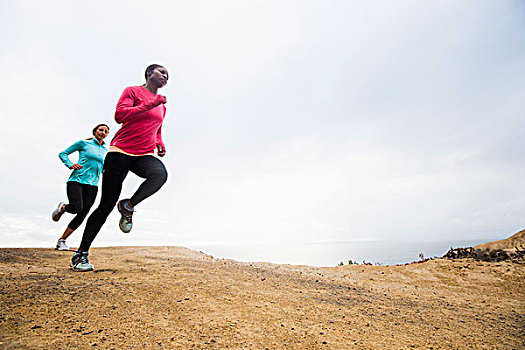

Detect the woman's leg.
[
  {"left": 78, "top": 153, "right": 132, "bottom": 251},
  {"left": 128, "top": 155, "right": 168, "bottom": 207},
  {"left": 59, "top": 227, "right": 75, "bottom": 240},
  {"left": 64, "top": 181, "right": 84, "bottom": 214},
  {"left": 66, "top": 184, "right": 99, "bottom": 231},
  {"left": 56, "top": 181, "right": 84, "bottom": 249}
]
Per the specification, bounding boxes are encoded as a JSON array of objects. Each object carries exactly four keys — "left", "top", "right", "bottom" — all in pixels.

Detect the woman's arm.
[
  {"left": 58, "top": 141, "right": 83, "bottom": 169},
  {"left": 156, "top": 124, "right": 166, "bottom": 157},
  {"left": 156, "top": 106, "right": 167, "bottom": 156},
  {"left": 115, "top": 87, "right": 166, "bottom": 124}
]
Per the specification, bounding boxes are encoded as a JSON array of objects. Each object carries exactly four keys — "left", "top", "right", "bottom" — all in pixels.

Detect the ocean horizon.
[
  {"left": 187, "top": 238, "right": 496, "bottom": 267},
  {"left": 1, "top": 237, "right": 497, "bottom": 267}
]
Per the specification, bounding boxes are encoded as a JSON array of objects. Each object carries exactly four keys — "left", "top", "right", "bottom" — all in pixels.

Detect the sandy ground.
[{"left": 0, "top": 246, "right": 523, "bottom": 349}]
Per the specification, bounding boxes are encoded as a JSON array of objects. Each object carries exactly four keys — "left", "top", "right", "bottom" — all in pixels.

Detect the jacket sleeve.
[
  {"left": 115, "top": 87, "right": 166, "bottom": 124},
  {"left": 156, "top": 125, "right": 165, "bottom": 150},
  {"left": 155, "top": 107, "right": 167, "bottom": 149},
  {"left": 58, "top": 141, "right": 83, "bottom": 168}
]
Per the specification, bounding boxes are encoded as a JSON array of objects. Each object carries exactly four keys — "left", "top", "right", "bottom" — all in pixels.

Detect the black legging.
[
  {"left": 79, "top": 152, "right": 168, "bottom": 250},
  {"left": 64, "top": 181, "right": 98, "bottom": 231}
]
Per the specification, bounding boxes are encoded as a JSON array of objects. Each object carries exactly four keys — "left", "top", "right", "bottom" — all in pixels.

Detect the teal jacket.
[{"left": 58, "top": 138, "right": 108, "bottom": 186}]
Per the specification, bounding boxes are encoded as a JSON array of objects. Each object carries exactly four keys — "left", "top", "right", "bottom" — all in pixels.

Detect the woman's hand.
[
  {"left": 157, "top": 145, "right": 166, "bottom": 157},
  {"left": 70, "top": 163, "right": 83, "bottom": 170},
  {"left": 152, "top": 95, "right": 167, "bottom": 107}
]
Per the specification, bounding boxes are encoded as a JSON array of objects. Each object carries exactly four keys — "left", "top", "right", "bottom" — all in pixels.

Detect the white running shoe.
[
  {"left": 55, "top": 239, "right": 69, "bottom": 251},
  {"left": 52, "top": 202, "right": 66, "bottom": 222}
]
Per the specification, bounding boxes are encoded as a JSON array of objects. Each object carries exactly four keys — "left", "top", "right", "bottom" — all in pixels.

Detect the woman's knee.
[
  {"left": 98, "top": 201, "right": 118, "bottom": 215},
  {"left": 67, "top": 204, "right": 83, "bottom": 214},
  {"left": 152, "top": 166, "right": 168, "bottom": 185}
]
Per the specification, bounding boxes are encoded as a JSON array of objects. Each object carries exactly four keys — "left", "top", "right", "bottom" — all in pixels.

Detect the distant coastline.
[
  {"left": 188, "top": 238, "right": 497, "bottom": 267},
  {"left": 0, "top": 237, "right": 502, "bottom": 266}
]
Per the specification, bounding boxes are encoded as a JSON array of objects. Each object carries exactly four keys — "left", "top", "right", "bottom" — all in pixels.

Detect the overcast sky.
[{"left": 1, "top": 0, "right": 524, "bottom": 249}]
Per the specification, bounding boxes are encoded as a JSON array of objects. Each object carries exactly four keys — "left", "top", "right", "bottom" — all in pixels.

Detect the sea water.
[{"left": 188, "top": 239, "right": 495, "bottom": 267}]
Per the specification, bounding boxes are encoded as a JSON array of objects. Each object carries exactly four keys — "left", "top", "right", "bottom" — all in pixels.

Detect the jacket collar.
[{"left": 90, "top": 138, "right": 106, "bottom": 146}]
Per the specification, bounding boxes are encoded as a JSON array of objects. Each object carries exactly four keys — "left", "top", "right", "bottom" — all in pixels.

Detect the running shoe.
[
  {"left": 70, "top": 251, "right": 94, "bottom": 272},
  {"left": 52, "top": 202, "right": 66, "bottom": 222},
  {"left": 117, "top": 199, "right": 134, "bottom": 233},
  {"left": 55, "top": 239, "right": 69, "bottom": 251}
]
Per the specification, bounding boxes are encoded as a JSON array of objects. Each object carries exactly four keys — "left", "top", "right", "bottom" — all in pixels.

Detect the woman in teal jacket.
[{"left": 52, "top": 124, "right": 109, "bottom": 251}]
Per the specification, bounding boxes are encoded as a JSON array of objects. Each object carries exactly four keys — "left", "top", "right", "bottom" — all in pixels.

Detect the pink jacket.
[{"left": 110, "top": 86, "right": 166, "bottom": 155}]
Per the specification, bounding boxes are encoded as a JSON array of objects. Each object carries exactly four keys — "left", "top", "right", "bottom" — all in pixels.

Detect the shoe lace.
[
  {"left": 79, "top": 254, "right": 89, "bottom": 264},
  {"left": 123, "top": 211, "right": 133, "bottom": 223}
]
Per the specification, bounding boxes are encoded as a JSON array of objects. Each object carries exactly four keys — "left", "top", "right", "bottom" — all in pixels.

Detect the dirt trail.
[{"left": 0, "top": 247, "right": 523, "bottom": 349}]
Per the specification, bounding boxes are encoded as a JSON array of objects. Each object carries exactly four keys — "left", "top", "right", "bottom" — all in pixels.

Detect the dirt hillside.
[
  {"left": 474, "top": 229, "right": 525, "bottom": 252},
  {"left": 0, "top": 246, "right": 524, "bottom": 349}
]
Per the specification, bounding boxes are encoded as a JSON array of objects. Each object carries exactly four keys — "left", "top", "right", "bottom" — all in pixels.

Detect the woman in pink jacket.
[{"left": 71, "top": 64, "right": 169, "bottom": 271}]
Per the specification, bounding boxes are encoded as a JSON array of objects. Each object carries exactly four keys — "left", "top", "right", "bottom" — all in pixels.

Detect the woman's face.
[
  {"left": 94, "top": 125, "right": 109, "bottom": 141},
  {"left": 148, "top": 67, "right": 169, "bottom": 88}
]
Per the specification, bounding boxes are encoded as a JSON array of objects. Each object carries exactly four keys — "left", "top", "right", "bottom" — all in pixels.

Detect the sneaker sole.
[
  {"left": 70, "top": 262, "right": 94, "bottom": 272},
  {"left": 71, "top": 266, "right": 94, "bottom": 272},
  {"left": 117, "top": 201, "right": 133, "bottom": 233},
  {"left": 52, "top": 202, "right": 65, "bottom": 222}
]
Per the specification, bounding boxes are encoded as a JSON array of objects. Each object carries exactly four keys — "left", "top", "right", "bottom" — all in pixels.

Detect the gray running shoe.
[
  {"left": 117, "top": 199, "right": 134, "bottom": 233},
  {"left": 70, "top": 252, "right": 94, "bottom": 272},
  {"left": 55, "top": 239, "right": 69, "bottom": 251},
  {"left": 52, "top": 202, "right": 66, "bottom": 222}
]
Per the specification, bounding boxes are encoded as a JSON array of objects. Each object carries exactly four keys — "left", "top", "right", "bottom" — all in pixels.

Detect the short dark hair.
[
  {"left": 92, "top": 123, "right": 109, "bottom": 136},
  {"left": 145, "top": 64, "right": 165, "bottom": 80}
]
